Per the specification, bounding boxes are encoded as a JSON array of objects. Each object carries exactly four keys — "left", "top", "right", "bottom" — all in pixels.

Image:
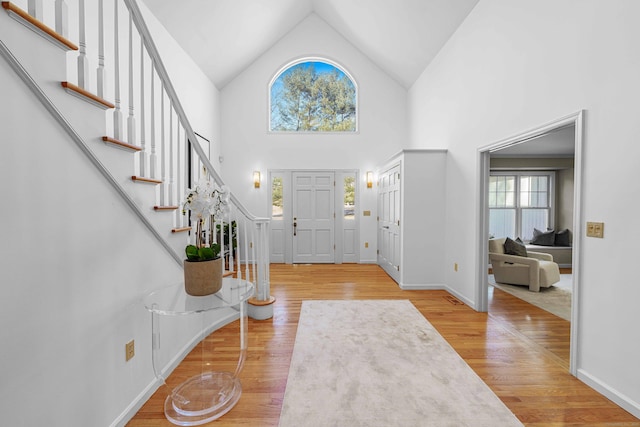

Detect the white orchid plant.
[{"left": 182, "top": 178, "right": 231, "bottom": 261}]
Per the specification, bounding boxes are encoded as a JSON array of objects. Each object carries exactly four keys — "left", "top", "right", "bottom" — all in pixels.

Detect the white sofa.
[
  {"left": 525, "top": 244, "right": 572, "bottom": 268},
  {"left": 489, "top": 238, "right": 561, "bottom": 292}
]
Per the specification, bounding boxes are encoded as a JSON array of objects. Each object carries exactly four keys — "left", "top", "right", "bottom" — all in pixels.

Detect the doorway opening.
[{"left": 477, "top": 111, "right": 584, "bottom": 375}]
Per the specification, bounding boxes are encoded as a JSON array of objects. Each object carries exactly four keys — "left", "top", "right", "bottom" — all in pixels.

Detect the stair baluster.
[
  {"left": 127, "top": 14, "right": 135, "bottom": 147},
  {"left": 113, "top": 0, "right": 123, "bottom": 140},
  {"left": 55, "top": 0, "right": 68, "bottom": 39},
  {"left": 77, "top": 0, "right": 89, "bottom": 90},
  {"left": 27, "top": 0, "right": 41, "bottom": 20},
  {"left": 139, "top": 38, "right": 147, "bottom": 177},
  {"left": 96, "top": 0, "right": 105, "bottom": 99}
]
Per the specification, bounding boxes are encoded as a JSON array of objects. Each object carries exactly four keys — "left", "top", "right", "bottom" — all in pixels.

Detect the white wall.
[
  {"left": 219, "top": 13, "right": 408, "bottom": 262},
  {"left": 0, "top": 3, "right": 225, "bottom": 425},
  {"left": 0, "top": 50, "right": 182, "bottom": 425},
  {"left": 138, "top": 0, "right": 222, "bottom": 168},
  {"left": 408, "top": 0, "right": 640, "bottom": 416}
]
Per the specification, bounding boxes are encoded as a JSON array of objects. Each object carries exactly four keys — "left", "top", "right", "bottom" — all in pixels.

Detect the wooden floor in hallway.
[{"left": 128, "top": 264, "right": 640, "bottom": 426}]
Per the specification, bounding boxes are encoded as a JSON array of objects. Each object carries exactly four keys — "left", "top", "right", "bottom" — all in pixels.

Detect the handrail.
[
  {"left": 123, "top": 0, "right": 268, "bottom": 223},
  {"left": 123, "top": 0, "right": 271, "bottom": 308},
  {"left": 0, "top": 38, "right": 183, "bottom": 267}
]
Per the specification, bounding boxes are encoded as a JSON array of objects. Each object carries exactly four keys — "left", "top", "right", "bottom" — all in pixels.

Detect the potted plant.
[{"left": 181, "top": 178, "right": 230, "bottom": 296}]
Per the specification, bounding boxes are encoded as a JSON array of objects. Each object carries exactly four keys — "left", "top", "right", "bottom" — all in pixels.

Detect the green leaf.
[
  {"left": 210, "top": 242, "right": 221, "bottom": 258},
  {"left": 198, "top": 247, "right": 215, "bottom": 260},
  {"left": 185, "top": 245, "right": 200, "bottom": 260}
]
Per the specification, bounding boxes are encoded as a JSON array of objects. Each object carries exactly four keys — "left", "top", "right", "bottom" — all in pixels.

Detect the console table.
[{"left": 143, "top": 278, "right": 254, "bottom": 426}]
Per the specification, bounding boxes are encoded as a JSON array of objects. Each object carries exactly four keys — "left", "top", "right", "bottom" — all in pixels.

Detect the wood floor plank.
[{"left": 127, "top": 264, "right": 640, "bottom": 426}]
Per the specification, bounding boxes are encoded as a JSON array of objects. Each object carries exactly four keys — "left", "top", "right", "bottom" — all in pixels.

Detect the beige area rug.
[
  {"left": 279, "top": 300, "right": 523, "bottom": 427},
  {"left": 489, "top": 276, "right": 572, "bottom": 321}
]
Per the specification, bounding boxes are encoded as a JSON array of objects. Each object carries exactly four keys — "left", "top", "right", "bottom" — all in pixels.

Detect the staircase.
[{"left": 0, "top": 0, "right": 273, "bottom": 318}]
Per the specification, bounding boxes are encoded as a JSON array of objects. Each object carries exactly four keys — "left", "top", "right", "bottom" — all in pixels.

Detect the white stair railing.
[{"left": 4, "top": 0, "right": 272, "bottom": 311}]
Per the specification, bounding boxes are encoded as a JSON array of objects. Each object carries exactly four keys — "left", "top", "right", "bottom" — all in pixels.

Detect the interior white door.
[
  {"left": 377, "top": 164, "right": 401, "bottom": 281},
  {"left": 293, "top": 171, "right": 335, "bottom": 263}
]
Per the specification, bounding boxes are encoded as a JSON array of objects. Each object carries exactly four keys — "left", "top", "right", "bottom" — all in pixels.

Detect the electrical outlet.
[
  {"left": 454, "top": 263, "right": 458, "bottom": 272},
  {"left": 586, "top": 222, "right": 604, "bottom": 238},
  {"left": 365, "top": 242, "right": 369, "bottom": 248},
  {"left": 125, "top": 340, "right": 135, "bottom": 361}
]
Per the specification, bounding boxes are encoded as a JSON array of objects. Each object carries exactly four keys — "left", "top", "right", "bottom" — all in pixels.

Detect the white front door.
[
  {"left": 293, "top": 171, "right": 335, "bottom": 263},
  {"left": 377, "top": 164, "right": 401, "bottom": 281}
]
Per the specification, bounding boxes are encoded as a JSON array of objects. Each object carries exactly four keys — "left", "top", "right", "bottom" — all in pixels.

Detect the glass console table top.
[{"left": 143, "top": 278, "right": 254, "bottom": 315}]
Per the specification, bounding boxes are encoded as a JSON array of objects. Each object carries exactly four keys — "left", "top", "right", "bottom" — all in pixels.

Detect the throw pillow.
[
  {"left": 504, "top": 237, "right": 528, "bottom": 257},
  {"left": 555, "top": 229, "right": 571, "bottom": 246},
  {"left": 530, "top": 228, "right": 555, "bottom": 246}
]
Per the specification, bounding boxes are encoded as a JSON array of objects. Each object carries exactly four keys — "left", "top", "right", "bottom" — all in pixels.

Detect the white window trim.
[{"left": 489, "top": 171, "right": 556, "bottom": 241}]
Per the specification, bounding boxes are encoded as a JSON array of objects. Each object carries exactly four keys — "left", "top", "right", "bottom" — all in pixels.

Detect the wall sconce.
[
  {"left": 366, "top": 171, "right": 373, "bottom": 189},
  {"left": 253, "top": 171, "right": 261, "bottom": 188}
]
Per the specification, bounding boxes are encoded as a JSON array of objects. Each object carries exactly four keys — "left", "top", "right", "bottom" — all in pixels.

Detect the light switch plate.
[{"left": 586, "top": 222, "right": 604, "bottom": 238}]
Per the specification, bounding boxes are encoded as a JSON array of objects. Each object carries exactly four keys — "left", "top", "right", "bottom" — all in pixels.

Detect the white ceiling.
[
  {"left": 142, "top": 0, "right": 479, "bottom": 89},
  {"left": 491, "top": 125, "right": 576, "bottom": 158}
]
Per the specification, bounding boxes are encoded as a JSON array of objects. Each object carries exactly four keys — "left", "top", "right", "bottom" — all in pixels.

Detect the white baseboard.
[
  {"left": 399, "top": 283, "right": 446, "bottom": 291},
  {"left": 111, "top": 309, "right": 240, "bottom": 427},
  {"left": 577, "top": 369, "right": 640, "bottom": 419}
]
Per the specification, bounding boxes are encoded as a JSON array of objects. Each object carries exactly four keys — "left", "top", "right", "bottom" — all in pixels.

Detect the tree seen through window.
[{"left": 270, "top": 61, "right": 356, "bottom": 132}]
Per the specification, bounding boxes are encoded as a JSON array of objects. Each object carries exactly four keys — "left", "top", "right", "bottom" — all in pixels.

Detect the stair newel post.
[
  {"left": 149, "top": 64, "right": 156, "bottom": 179},
  {"left": 96, "top": 0, "right": 105, "bottom": 98},
  {"left": 77, "top": 0, "right": 89, "bottom": 90},
  {"left": 139, "top": 38, "right": 146, "bottom": 177},
  {"left": 55, "top": 0, "right": 68, "bottom": 39},
  {"left": 27, "top": 0, "right": 42, "bottom": 21},
  {"left": 258, "top": 219, "right": 271, "bottom": 301},
  {"left": 126, "top": 13, "right": 135, "bottom": 147},
  {"left": 113, "top": 0, "right": 123, "bottom": 140}
]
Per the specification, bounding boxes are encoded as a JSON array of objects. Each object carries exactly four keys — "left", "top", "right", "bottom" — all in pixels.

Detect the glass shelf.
[{"left": 144, "top": 278, "right": 254, "bottom": 315}]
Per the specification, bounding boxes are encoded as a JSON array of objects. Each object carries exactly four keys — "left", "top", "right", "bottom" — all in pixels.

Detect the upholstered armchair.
[{"left": 488, "top": 238, "right": 560, "bottom": 292}]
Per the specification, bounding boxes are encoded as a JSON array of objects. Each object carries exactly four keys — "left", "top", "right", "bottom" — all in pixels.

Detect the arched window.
[{"left": 270, "top": 59, "right": 357, "bottom": 132}]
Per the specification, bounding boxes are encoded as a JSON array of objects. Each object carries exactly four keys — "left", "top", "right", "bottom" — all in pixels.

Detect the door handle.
[
  {"left": 293, "top": 217, "right": 297, "bottom": 236},
  {"left": 382, "top": 226, "right": 389, "bottom": 229}
]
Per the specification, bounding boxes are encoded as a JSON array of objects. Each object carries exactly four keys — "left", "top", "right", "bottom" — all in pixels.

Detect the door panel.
[
  {"left": 293, "top": 172, "right": 335, "bottom": 263},
  {"left": 378, "top": 165, "right": 401, "bottom": 281}
]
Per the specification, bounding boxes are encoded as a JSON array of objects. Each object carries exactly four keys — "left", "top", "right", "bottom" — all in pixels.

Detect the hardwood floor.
[{"left": 128, "top": 264, "right": 640, "bottom": 426}]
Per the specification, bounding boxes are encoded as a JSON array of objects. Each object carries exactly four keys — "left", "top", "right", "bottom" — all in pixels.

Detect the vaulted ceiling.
[{"left": 142, "top": 0, "right": 479, "bottom": 89}]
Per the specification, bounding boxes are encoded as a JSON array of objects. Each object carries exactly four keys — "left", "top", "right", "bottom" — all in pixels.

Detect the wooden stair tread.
[
  {"left": 2, "top": 2, "right": 78, "bottom": 51},
  {"left": 222, "top": 271, "right": 234, "bottom": 278},
  {"left": 171, "top": 227, "right": 191, "bottom": 233},
  {"left": 153, "top": 206, "right": 178, "bottom": 211},
  {"left": 62, "top": 82, "right": 114, "bottom": 110},
  {"left": 102, "top": 136, "right": 141, "bottom": 152},
  {"left": 131, "top": 176, "right": 162, "bottom": 184}
]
